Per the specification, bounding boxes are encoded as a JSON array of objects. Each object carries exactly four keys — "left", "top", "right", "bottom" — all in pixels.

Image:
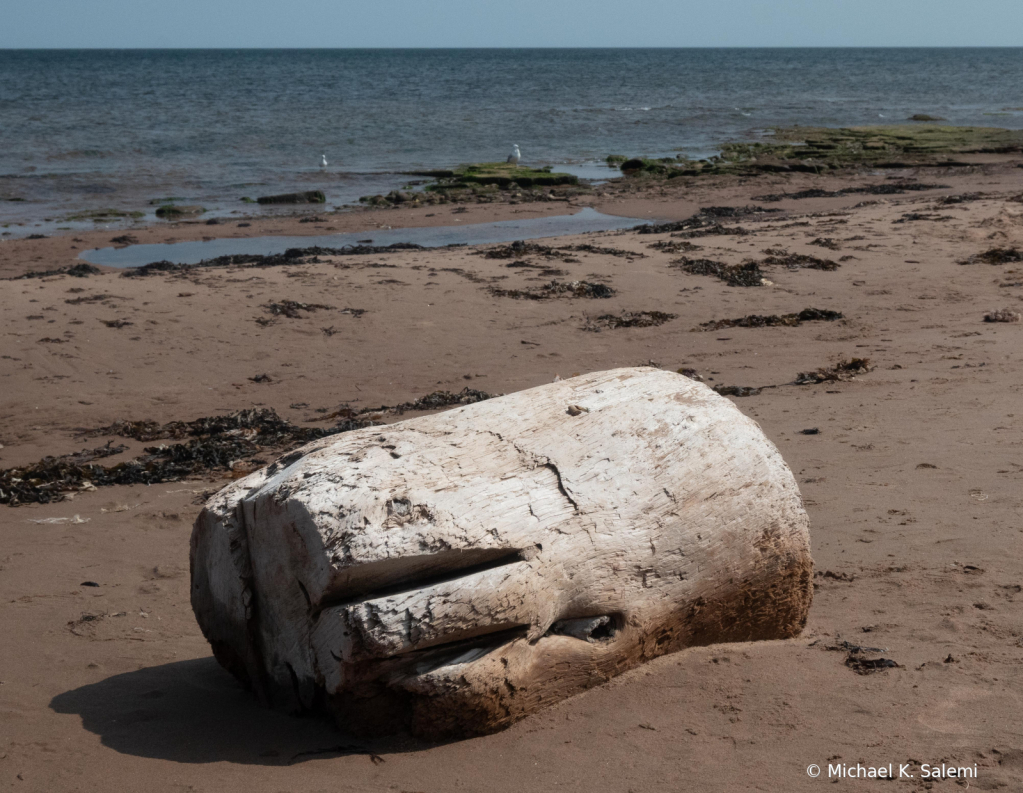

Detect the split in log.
[{"left": 190, "top": 367, "right": 813, "bottom": 739}]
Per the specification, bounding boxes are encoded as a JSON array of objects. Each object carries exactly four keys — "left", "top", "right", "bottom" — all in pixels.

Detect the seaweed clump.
[
  {"left": 671, "top": 258, "right": 766, "bottom": 287},
  {"left": 759, "top": 252, "right": 840, "bottom": 271},
  {"left": 583, "top": 311, "right": 677, "bottom": 331},
  {"left": 489, "top": 280, "right": 616, "bottom": 300},
  {"left": 2, "top": 408, "right": 379, "bottom": 506},
  {"left": 636, "top": 208, "right": 765, "bottom": 238},
  {"left": 483, "top": 241, "right": 641, "bottom": 260},
  {"left": 958, "top": 247, "right": 1023, "bottom": 266},
  {"left": 263, "top": 300, "right": 334, "bottom": 319},
  {"left": 892, "top": 212, "right": 954, "bottom": 224},
  {"left": 753, "top": 182, "right": 949, "bottom": 202},
  {"left": 713, "top": 385, "right": 762, "bottom": 397},
  {"left": 357, "top": 387, "right": 494, "bottom": 416},
  {"left": 696, "top": 308, "right": 843, "bottom": 331},
  {"left": 795, "top": 358, "right": 872, "bottom": 385},
  {"left": 10, "top": 264, "right": 102, "bottom": 281},
  {"left": 121, "top": 243, "right": 425, "bottom": 277}
]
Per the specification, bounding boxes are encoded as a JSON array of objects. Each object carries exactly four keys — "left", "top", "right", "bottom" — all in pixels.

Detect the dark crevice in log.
[{"left": 315, "top": 548, "right": 528, "bottom": 615}]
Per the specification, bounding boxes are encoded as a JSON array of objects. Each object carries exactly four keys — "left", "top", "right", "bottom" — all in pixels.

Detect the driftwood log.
[{"left": 191, "top": 368, "right": 813, "bottom": 738}]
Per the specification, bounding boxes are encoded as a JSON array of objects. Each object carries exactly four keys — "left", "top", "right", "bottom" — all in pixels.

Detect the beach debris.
[
  {"left": 646, "top": 239, "right": 702, "bottom": 253},
  {"left": 759, "top": 252, "right": 840, "bottom": 271},
  {"left": 80, "top": 581, "right": 100, "bottom": 587},
  {"left": 815, "top": 638, "right": 882, "bottom": 653},
  {"left": 815, "top": 570, "right": 855, "bottom": 582},
  {"left": 795, "top": 358, "right": 872, "bottom": 385},
  {"left": 696, "top": 308, "right": 842, "bottom": 331},
  {"left": 583, "top": 311, "right": 677, "bottom": 331},
  {"left": 566, "top": 404, "right": 590, "bottom": 416},
  {"left": 933, "top": 192, "right": 984, "bottom": 205},
  {"left": 984, "top": 308, "right": 1021, "bottom": 323},
  {"left": 8, "top": 263, "right": 102, "bottom": 281},
  {"left": 958, "top": 247, "right": 1023, "bottom": 266},
  {"left": 110, "top": 235, "right": 139, "bottom": 246},
  {"left": 713, "top": 385, "right": 762, "bottom": 397},
  {"left": 671, "top": 257, "right": 766, "bottom": 287},
  {"left": 845, "top": 652, "right": 900, "bottom": 675},
  {"left": 354, "top": 386, "right": 493, "bottom": 416},
  {"left": 3, "top": 442, "right": 125, "bottom": 506},
  {"left": 676, "top": 368, "right": 703, "bottom": 381},
  {"left": 489, "top": 280, "right": 616, "bottom": 300},
  {"left": 800, "top": 428, "right": 820, "bottom": 435},
  {"left": 636, "top": 210, "right": 751, "bottom": 238},
  {"left": 503, "top": 262, "right": 568, "bottom": 276},
  {"left": 248, "top": 374, "right": 273, "bottom": 383},
  {"left": 27, "top": 515, "right": 90, "bottom": 524},
  {"left": 2, "top": 409, "right": 384, "bottom": 507},
  {"left": 122, "top": 243, "right": 426, "bottom": 277},
  {"left": 892, "top": 212, "right": 953, "bottom": 223},
  {"left": 257, "top": 190, "right": 326, "bottom": 205},
  {"left": 191, "top": 368, "right": 812, "bottom": 739},
  {"left": 100, "top": 319, "right": 133, "bottom": 328},
  {"left": 752, "top": 182, "right": 949, "bottom": 202},
  {"left": 65, "top": 294, "right": 122, "bottom": 305},
  {"left": 699, "top": 205, "right": 779, "bottom": 218},
  {"left": 809, "top": 237, "right": 841, "bottom": 250},
  {"left": 482, "top": 241, "right": 641, "bottom": 260},
  {"left": 262, "top": 300, "right": 333, "bottom": 319}
]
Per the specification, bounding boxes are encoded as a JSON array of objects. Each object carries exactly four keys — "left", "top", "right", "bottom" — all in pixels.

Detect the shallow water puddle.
[{"left": 79, "top": 208, "right": 649, "bottom": 268}]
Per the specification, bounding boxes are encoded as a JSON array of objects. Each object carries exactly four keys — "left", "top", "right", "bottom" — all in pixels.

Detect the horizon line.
[{"left": 4, "top": 45, "right": 1023, "bottom": 51}]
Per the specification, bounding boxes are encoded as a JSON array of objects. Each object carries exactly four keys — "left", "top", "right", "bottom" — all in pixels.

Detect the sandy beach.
[{"left": 2, "top": 158, "right": 1023, "bottom": 791}]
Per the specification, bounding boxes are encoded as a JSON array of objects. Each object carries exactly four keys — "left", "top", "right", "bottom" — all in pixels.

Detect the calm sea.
[{"left": 2, "top": 48, "right": 1022, "bottom": 232}]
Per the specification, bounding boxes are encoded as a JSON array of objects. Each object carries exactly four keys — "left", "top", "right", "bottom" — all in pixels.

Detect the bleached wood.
[{"left": 191, "top": 367, "right": 813, "bottom": 738}]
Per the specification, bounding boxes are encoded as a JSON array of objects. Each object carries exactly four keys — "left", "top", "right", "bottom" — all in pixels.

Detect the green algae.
[
  {"left": 154, "top": 204, "right": 206, "bottom": 218},
  {"left": 620, "top": 125, "right": 1023, "bottom": 180},
  {"left": 425, "top": 162, "right": 578, "bottom": 190}
]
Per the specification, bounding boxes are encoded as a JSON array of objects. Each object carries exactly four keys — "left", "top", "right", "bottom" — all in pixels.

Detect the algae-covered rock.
[
  {"left": 256, "top": 190, "right": 326, "bottom": 205},
  {"left": 155, "top": 204, "right": 206, "bottom": 218},
  {"left": 619, "top": 125, "right": 1023, "bottom": 181},
  {"left": 720, "top": 125, "right": 1023, "bottom": 169},
  {"left": 620, "top": 156, "right": 691, "bottom": 175},
  {"left": 435, "top": 162, "right": 578, "bottom": 189}
]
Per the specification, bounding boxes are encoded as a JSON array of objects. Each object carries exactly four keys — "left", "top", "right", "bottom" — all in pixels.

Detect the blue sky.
[{"left": 3, "top": 0, "right": 1022, "bottom": 48}]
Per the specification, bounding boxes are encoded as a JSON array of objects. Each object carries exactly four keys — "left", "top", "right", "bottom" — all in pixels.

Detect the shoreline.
[{"left": 5, "top": 150, "right": 1023, "bottom": 280}]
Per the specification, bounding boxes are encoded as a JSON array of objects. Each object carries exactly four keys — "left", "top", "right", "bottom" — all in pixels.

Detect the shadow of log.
[{"left": 49, "top": 657, "right": 427, "bottom": 765}]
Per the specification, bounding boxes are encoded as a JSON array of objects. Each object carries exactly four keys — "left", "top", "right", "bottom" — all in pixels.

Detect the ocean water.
[{"left": 2, "top": 48, "right": 1023, "bottom": 233}]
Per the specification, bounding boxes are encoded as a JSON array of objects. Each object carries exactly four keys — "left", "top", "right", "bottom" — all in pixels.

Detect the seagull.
[
  {"left": 320, "top": 154, "right": 328, "bottom": 168},
  {"left": 507, "top": 144, "right": 521, "bottom": 167}
]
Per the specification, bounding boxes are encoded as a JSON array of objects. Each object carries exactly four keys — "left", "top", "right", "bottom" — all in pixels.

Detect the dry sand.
[{"left": 2, "top": 163, "right": 1023, "bottom": 791}]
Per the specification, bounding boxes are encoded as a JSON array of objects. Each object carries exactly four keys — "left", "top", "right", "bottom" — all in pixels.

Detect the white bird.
[
  {"left": 507, "top": 144, "right": 521, "bottom": 166},
  {"left": 320, "top": 154, "right": 328, "bottom": 168}
]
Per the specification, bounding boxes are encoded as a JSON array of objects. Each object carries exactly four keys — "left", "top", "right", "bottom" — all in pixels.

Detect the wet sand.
[{"left": 2, "top": 162, "right": 1023, "bottom": 791}]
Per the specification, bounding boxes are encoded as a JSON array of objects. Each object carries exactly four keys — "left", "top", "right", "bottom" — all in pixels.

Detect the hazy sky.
[{"left": 3, "top": 0, "right": 1022, "bottom": 49}]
